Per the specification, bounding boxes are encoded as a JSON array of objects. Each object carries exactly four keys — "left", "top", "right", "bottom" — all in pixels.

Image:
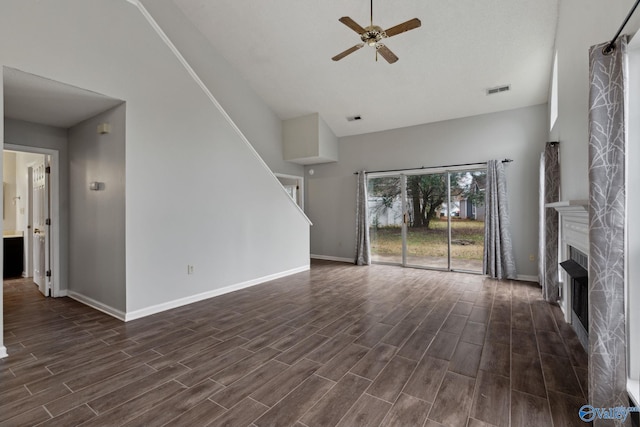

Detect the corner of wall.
[{"left": 67, "top": 291, "right": 126, "bottom": 322}]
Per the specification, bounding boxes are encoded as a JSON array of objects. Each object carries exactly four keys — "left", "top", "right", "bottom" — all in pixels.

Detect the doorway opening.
[
  {"left": 275, "top": 173, "right": 304, "bottom": 210},
  {"left": 367, "top": 168, "right": 486, "bottom": 273},
  {"left": 3, "top": 147, "right": 58, "bottom": 297}
]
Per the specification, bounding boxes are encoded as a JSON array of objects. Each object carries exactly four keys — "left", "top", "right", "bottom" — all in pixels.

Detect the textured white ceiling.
[
  {"left": 3, "top": 67, "right": 122, "bottom": 128},
  {"left": 174, "top": 0, "right": 558, "bottom": 137}
]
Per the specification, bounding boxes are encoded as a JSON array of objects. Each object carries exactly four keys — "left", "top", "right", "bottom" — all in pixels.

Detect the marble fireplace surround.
[{"left": 546, "top": 200, "right": 589, "bottom": 348}]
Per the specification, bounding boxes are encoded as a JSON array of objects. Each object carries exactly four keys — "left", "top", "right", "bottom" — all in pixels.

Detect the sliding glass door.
[
  {"left": 368, "top": 176, "right": 404, "bottom": 264},
  {"left": 367, "top": 168, "right": 486, "bottom": 273},
  {"left": 405, "top": 173, "right": 449, "bottom": 269},
  {"left": 449, "top": 170, "right": 486, "bottom": 272}
]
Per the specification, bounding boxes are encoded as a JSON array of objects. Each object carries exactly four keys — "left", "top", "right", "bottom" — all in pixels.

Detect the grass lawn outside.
[{"left": 370, "top": 218, "right": 485, "bottom": 261}]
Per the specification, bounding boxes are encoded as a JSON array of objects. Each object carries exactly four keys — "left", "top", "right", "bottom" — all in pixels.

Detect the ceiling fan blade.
[
  {"left": 332, "top": 43, "right": 365, "bottom": 61},
  {"left": 339, "top": 16, "right": 366, "bottom": 34},
  {"left": 384, "top": 18, "right": 421, "bottom": 38},
  {"left": 376, "top": 44, "right": 399, "bottom": 64}
]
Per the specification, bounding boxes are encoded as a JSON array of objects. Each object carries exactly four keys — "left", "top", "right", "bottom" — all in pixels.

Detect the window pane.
[
  {"left": 450, "top": 170, "right": 486, "bottom": 273},
  {"left": 368, "top": 176, "right": 403, "bottom": 264}
]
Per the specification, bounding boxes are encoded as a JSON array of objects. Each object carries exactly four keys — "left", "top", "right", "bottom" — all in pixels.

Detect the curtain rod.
[
  {"left": 604, "top": 0, "right": 640, "bottom": 55},
  {"left": 353, "top": 159, "right": 513, "bottom": 175}
]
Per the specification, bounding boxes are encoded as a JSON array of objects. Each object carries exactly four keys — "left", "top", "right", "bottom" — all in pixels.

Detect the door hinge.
[
  {"left": 45, "top": 218, "right": 51, "bottom": 225},
  {"left": 46, "top": 270, "right": 52, "bottom": 277},
  {"left": 45, "top": 166, "right": 51, "bottom": 174}
]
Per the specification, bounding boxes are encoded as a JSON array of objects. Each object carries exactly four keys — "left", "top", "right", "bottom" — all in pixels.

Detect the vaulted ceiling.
[{"left": 174, "top": 0, "right": 559, "bottom": 137}]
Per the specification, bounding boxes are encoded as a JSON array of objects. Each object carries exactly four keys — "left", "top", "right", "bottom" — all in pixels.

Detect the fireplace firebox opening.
[{"left": 560, "top": 246, "right": 589, "bottom": 349}]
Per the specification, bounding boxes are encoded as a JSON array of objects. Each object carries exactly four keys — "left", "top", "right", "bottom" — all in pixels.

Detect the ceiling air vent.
[
  {"left": 347, "top": 115, "right": 362, "bottom": 122},
  {"left": 486, "top": 84, "right": 511, "bottom": 95}
]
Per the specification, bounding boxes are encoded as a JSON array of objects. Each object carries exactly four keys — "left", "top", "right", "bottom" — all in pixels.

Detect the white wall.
[
  {"left": 2, "top": 151, "right": 16, "bottom": 231},
  {"left": 68, "top": 104, "right": 126, "bottom": 313},
  {"left": 140, "top": 0, "right": 303, "bottom": 178},
  {"left": 4, "top": 119, "right": 69, "bottom": 292},
  {"left": 628, "top": 33, "right": 640, "bottom": 407},
  {"left": 307, "top": 104, "right": 548, "bottom": 277},
  {"left": 0, "top": 0, "right": 309, "bottom": 327},
  {"left": 551, "top": 0, "right": 640, "bottom": 200}
]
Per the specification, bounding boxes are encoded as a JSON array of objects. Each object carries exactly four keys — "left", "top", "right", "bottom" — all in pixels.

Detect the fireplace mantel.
[{"left": 546, "top": 199, "right": 589, "bottom": 214}]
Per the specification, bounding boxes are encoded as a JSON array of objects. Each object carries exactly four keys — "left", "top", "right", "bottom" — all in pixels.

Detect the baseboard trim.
[
  {"left": 125, "top": 264, "right": 310, "bottom": 322},
  {"left": 516, "top": 275, "right": 539, "bottom": 283},
  {"left": 0, "top": 346, "right": 7, "bottom": 359},
  {"left": 67, "top": 291, "right": 126, "bottom": 321},
  {"left": 311, "top": 254, "right": 354, "bottom": 264},
  {"left": 629, "top": 379, "right": 640, "bottom": 407},
  {"left": 55, "top": 289, "right": 68, "bottom": 297}
]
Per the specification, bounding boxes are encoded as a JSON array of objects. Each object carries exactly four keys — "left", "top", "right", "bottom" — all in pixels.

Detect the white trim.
[
  {"left": 274, "top": 173, "right": 304, "bottom": 180},
  {"left": 124, "top": 265, "right": 310, "bottom": 322},
  {"left": 311, "top": 254, "right": 354, "bottom": 264},
  {"left": 0, "top": 346, "right": 7, "bottom": 359},
  {"left": 67, "top": 291, "right": 126, "bottom": 321},
  {"left": 549, "top": 201, "right": 590, "bottom": 323},
  {"left": 545, "top": 200, "right": 589, "bottom": 212},
  {"left": 129, "top": 2, "right": 311, "bottom": 226},
  {"left": 628, "top": 379, "right": 639, "bottom": 407},
  {"left": 275, "top": 173, "right": 305, "bottom": 211},
  {"left": 628, "top": 38, "right": 640, "bottom": 407},
  {"left": 56, "top": 289, "right": 68, "bottom": 297},
  {"left": 516, "top": 274, "right": 539, "bottom": 282}
]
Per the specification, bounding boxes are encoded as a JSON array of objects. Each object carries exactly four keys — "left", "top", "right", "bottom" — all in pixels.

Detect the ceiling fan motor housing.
[{"left": 361, "top": 25, "right": 385, "bottom": 46}]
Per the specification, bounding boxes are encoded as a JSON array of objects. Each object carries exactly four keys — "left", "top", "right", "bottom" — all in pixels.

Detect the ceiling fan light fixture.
[{"left": 332, "top": 1, "right": 421, "bottom": 64}]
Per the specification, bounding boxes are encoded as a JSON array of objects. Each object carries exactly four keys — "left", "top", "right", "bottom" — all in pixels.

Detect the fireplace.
[
  {"left": 560, "top": 246, "right": 589, "bottom": 346},
  {"left": 547, "top": 200, "right": 589, "bottom": 350}
]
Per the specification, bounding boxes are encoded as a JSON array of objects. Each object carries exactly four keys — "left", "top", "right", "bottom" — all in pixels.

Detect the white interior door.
[{"left": 32, "top": 160, "right": 50, "bottom": 296}]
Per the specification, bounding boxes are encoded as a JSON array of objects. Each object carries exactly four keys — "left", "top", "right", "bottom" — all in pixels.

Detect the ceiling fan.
[{"left": 332, "top": 0, "right": 421, "bottom": 64}]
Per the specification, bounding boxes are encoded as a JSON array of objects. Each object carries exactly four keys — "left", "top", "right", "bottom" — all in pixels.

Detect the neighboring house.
[{"left": 459, "top": 178, "right": 486, "bottom": 221}]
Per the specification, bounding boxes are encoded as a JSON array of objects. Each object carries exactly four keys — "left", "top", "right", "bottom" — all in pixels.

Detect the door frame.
[
  {"left": 4, "top": 144, "right": 61, "bottom": 297},
  {"left": 275, "top": 173, "right": 304, "bottom": 211}
]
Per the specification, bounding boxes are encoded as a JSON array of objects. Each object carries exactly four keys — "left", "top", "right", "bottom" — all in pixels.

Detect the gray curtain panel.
[
  {"left": 542, "top": 142, "right": 560, "bottom": 302},
  {"left": 588, "top": 37, "right": 628, "bottom": 418},
  {"left": 483, "top": 160, "right": 517, "bottom": 279},
  {"left": 355, "top": 171, "right": 371, "bottom": 265}
]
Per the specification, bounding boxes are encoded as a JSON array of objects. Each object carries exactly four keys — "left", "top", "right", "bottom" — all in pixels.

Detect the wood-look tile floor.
[{"left": 1, "top": 260, "right": 590, "bottom": 426}]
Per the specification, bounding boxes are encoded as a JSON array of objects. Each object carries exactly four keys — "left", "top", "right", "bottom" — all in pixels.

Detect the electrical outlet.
[
  {"left": 187, "top": 265, "right": 194, "bottom": 275},
  {"left": 529, "top": 254, "right": 535, "bottom": 262}
]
